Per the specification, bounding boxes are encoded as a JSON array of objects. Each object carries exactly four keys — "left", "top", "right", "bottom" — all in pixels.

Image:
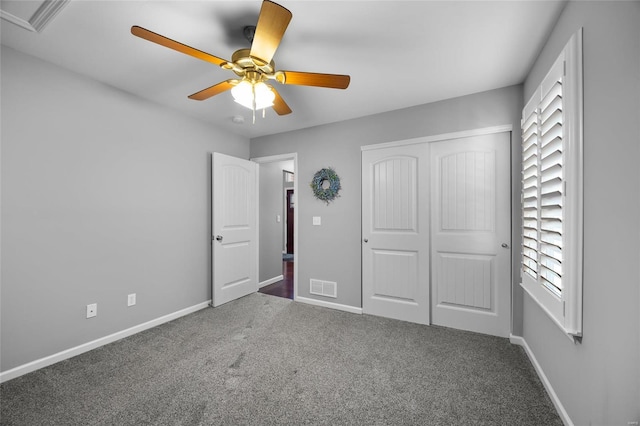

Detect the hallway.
[{"left": 258, "top": 260, "right": 293, "bottom": 299}]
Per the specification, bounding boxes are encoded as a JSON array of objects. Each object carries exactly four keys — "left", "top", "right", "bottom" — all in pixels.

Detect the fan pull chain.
[{"left": 252, "top": 84, "right": 256, "bottom": 124}]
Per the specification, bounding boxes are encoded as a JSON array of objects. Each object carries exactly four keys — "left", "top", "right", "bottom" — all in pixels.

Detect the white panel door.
[
  {"left": 212, "top": 153, "right": 258, "bottom": 307},
  {"left": 430, "top": 132, "right": 511, "bottom": 337},
  {"left": 362, "top": 144, "right": 429, "bottom": 324}
]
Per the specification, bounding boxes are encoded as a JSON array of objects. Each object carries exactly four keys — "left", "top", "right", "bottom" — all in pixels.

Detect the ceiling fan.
[{"left": 131, "top": 0, "right": 350, "bottom": 121}]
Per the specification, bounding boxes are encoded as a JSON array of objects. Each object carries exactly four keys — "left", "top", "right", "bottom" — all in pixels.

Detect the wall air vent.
[{"left": 310, "top": 279, "right": 337, "bottom": 298}]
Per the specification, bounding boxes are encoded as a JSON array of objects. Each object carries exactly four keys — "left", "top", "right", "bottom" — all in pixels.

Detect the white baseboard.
[
  {"left": 510, "top": 334, "right": 573, "bottom": 426},
  {"left": 259, "top": 275, "right": 284, "bottom": 288},
  {"left": 0, "top": 300, "right": 211, "bottom": 383},
  {"left": 295, "top": 296, "right": 363, "bottom": 315}
]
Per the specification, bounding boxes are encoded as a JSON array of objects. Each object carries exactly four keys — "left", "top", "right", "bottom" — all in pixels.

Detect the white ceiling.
[{"left": 1, "top": 0, "right": 566, "bottom": 139}]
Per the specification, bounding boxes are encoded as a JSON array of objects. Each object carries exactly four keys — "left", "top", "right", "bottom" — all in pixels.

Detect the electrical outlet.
[
  {"left": 127, "top": 293, "right": 136, "bottom": 307},
  {"left": 313, "top": 216, "right": 321, "bottom": 226},
  {"left": 86, "top": 303, "right": 97, "bottom": 318}
]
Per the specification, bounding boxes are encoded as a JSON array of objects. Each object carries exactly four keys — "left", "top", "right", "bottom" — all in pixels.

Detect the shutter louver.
[
  {"left": 521, "top": 107, "right": 539, "bottom": 280},
  {"left": 521, "top": 73, "right": 564, "bottom": 297},
  {"left": 538, "top": 78, "right": 564, "bottom": 297}
]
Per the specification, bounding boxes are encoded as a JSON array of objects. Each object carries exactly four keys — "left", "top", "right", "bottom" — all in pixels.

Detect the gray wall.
[
  {"left": 258, "top": 160, "right": 292, "bottom": 283},
  {"left": 522, "top": 2, "right": 640, "bottom": 424},
  {"left": 250, "top": 85, "right": 523, "bottom": 312},
  {"left": 0, "top": 47, "right": 249, "bottom": 372}
]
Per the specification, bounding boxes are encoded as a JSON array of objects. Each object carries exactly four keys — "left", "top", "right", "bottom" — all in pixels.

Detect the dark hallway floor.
[{"left": 258, "top": 260, "right": 293, "bottom": 299}]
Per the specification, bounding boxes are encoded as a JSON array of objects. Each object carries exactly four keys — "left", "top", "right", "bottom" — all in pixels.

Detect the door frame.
[
  {"left": 361, "top": 125, "right": 513, "bottom": 332},
  {"left": 251, "top": 153, "right": 299, "bottom": 300}
]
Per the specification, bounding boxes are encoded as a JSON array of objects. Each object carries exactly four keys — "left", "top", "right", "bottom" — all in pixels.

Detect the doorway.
[
  {"left": 259, "top": 176, "right": 294, "bottom": 299},
  {"left": 253, "top": 154, "right": 298, "bottom": 300},
  {"left": 285, "top": 187, "right": 295, "bottom": 256}
]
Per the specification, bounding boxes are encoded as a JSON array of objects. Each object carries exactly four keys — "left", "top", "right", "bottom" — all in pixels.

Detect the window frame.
[{"left": 520, "top": 28, "right": 583, "bottom": 339}]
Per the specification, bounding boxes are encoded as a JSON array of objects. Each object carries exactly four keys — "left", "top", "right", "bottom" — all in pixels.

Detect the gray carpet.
[{"left": 0, "top": 293, "right": 562, "bottom": 425}]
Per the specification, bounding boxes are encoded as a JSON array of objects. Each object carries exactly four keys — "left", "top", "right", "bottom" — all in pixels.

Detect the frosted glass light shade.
[{"left": 231, "top": 81, "right": 275, "bottom": 110}]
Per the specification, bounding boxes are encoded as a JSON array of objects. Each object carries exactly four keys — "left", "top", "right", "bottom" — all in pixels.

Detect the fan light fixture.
[
  {"left": 232, "top": 81, "right": 275, "bottom": 110},
  {"left": 231, "top": 80, "right": 275, "bottom": 123}
]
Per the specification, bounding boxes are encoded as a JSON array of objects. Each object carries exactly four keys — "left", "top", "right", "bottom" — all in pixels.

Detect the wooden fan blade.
[
  {"left": 280, "top": 71, "right": 350, "bottom": 89},
  {"left": 131, "top": 26, "right": 227, "bottom": 66},
  {"left": 188, "top": 80, "right": 235, "bottom": 101},
  {"left": 250, "top": 1, "right": 292, "bottom": 65},
  {"left": 271, "top": 87, "right": 292, "bottom": 115}
]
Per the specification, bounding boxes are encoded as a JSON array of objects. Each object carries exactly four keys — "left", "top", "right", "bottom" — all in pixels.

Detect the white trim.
[
  {"left": 510, "top": 335, "right": 573, "bottom": 426},
  {"left": 0, "top": 10, "right": 36, "bottom": 31},
  {"left": 259, "top": 275, "right": 284, "bottom": 288},
  {"left": 561, "top": 28, "right": 584, "bottom": 337},
  {"left": 250, "top": 153, "right": 296, "bottom": 163},
  {"left": 0, "top": 0, "right": 69, "bottom": 33},
  {"left": 293, "top": 157, "right": 298, "bottom": 300},
  {"left": 254, "top": 160, "right": 261, "bottom": 297},
  {"left": 361, "top": 125, "right": 513, "bottom": 151},
  {"left": 0, "top": 301, "right": 211, "bottom": 383},
  {"left": 295, "top": 296, "right": 363, "bottom": 315},
  {"left": 521, "top": 279, "right": 576, "bottom": 343}
]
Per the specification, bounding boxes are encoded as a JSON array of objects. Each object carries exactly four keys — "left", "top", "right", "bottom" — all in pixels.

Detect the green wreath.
[{"left": 310, "top": 168, "right": 341, "bottom": 204}]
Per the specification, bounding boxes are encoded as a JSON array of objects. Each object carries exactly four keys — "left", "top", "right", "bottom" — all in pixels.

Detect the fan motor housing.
[{"left": 230, "top": 48, "right": 275, "bottom": 76}]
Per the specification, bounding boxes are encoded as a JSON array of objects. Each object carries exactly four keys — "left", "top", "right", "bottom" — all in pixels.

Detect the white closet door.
[
  {"left": 430, "top": 132, "right": 511, "bottom": 337},
  {"left": 362, "top": 144, "right": 430, "bottom": 325}
]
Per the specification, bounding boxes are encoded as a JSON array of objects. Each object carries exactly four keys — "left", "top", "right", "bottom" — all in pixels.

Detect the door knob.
[
  {"left": 501, "top": 243, "right": 509, "bottom": 248},
  {"left": 363, "top": 239, "right": 368, "bottom": 243},
  {"left": 216, "top": 235, "right": 223, "bottom": 242}
]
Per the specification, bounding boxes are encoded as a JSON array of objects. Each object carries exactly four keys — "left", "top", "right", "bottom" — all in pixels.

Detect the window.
[{"left": 520, "top": 29, "right": 583, "bottom": 338}]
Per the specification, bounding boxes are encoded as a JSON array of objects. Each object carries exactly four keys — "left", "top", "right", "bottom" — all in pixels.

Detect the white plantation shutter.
[
  {"left": 520, "top": 29, "right": 583, "bottom": 338},
  {"left": 539, "top": 77, "right": 564, "bottom": 297},
  {"left": 521, "top": 101, "right": 539, "bottom": 280}
]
